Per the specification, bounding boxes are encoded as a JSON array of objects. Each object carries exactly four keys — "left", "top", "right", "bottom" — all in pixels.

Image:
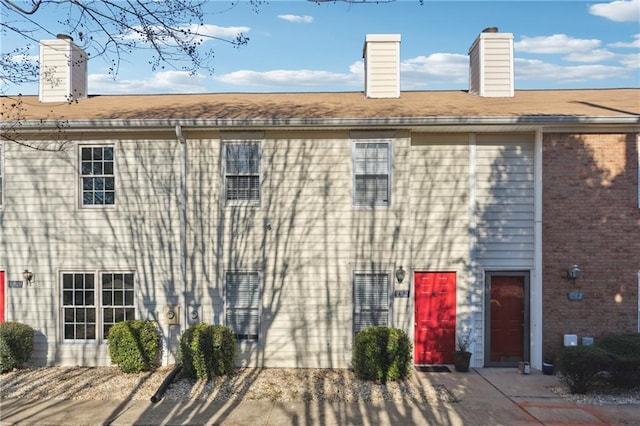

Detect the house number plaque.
[
  {"left": 567, "top": 291, "right": 584, "bottom": 301},
  {"left": 394, "top": 290, "right": 409, "bottom": 298}
]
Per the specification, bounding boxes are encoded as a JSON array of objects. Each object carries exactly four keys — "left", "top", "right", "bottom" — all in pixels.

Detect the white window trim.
[
  {"left": 60, "top": 270, "right": 136, "bottom": 344},
  {"left": 352, "top": 270, "right": 392, "bottom": 336},
  {"left": 352, "top": 140, "right": 393, "bottom": 207},
  {"left": 222, "top": 140, "right": 262, "bottom": 207},
  {"left": 224, "top": 270, "right": 263, "bottom": 345},
  {"left": 79, "top": 144, "right": 117, "bottom": 209}
]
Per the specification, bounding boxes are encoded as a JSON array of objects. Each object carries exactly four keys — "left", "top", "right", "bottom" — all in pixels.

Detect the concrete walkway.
[{"left": 1, "top": 368, "right": 638, "bottom": 425}]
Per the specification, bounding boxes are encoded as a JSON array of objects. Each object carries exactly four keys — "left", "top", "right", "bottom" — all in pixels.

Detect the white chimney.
[
  {"left": 468, "top": 27, "right": 514, "bottom": 97},
  {"left": 39, "top": 34, "right": 88, "bottom": 103},
  {"left": 363, "top": 34, "right": 401, "bottom": 99}
]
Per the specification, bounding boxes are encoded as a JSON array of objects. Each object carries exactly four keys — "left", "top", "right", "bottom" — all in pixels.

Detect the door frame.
[{"left": 484, "top": 270, "right": 530, "bottom": 367}]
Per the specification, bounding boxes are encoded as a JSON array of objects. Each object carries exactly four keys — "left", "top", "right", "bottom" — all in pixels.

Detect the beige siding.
[
  {"left": 0, "top": 137, "right": 182, "bottom": 366},
  {"left": 475, "top": 134, "right": 535, "bottom": 268},
  {"left": 410, "top": 134, "right": 470, "bottom": 270},
  {"left": 184, "top": 130, "right": 412, "bottom": 367}
]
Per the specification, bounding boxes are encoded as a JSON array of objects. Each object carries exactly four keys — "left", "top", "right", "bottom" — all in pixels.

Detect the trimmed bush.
[
  {"left": 0, "top": 322, "right": 34, "bottom": 373},
  {"left": 596, "top": 333, "right": 640, "bottom": 388},
  {"left": 179, "top": 323, "right": 236, "bottom": 379},
  {"left": 352, "top": 326, "right": 412, "bottom": 383},
  {"left": 558, "top": 345, "right": 609, "bottom": 394},
  {"left": 108, "top": 320, "right": 162, "bottom": 373}
]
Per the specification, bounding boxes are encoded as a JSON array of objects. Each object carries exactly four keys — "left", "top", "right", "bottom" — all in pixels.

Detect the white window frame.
[
  {"left": 223, "top": 141, "right": 262, "bottom": 206},
  {"left": 224, "top": 270, "right": 262, "bottom": 343},
  {"left": 352, "top": 141, "right": 392, "bottom": 207},
  {"left": 79, "top": 144, "right": 116, "bottom": 208},
  {"left": 61, "top": 270, "right": 135, "bottom": 343},
  {"left": 353, "top": 271, "right": 391, "bottom": 336}
]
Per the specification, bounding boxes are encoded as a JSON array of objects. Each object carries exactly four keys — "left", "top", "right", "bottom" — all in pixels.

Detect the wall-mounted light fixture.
[
  {"left": 22, "top": 269, "right": 34, "bottom": 284},
  {"left": 395, "top": 266, "right": 406, "bottom": 283},
  {"left": 567, "top": 264, "right": 582, "bottom": 284}
]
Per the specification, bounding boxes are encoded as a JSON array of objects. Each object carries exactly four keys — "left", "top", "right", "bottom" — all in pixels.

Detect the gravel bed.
[
  {"left": 549, "top": 383, "right": 640, "bottom": 406},
  {"left": 0, "top": 366, "right": 455, "bottom": 403}
]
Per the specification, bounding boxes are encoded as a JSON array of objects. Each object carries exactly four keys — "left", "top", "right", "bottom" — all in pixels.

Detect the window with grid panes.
[
  {"left": 81, "top": 145, "right": 115, "bottom": 206},
  {"left": 102, "top": 273, "right": 135, "bottom": 338},
  {"left": 61, "top": 272, "right": 135, "bottom": 341},
  {"left": 225, "top": 143, "right": 260, "bottom": 204},
  {"left": 353, "top": 142, "right": 390, "bottom": 206},
  {"left": 353, "top": 272, "right": 390, "bottom": 335},
  {"left": 225, "top": 271, "right": 261, "bottom": 341}
]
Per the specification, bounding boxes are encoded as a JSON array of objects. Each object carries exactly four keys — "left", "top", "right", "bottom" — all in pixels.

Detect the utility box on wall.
[
  {"left": 163, "top": 305, "right": 180, "bottom": 325},
  {"left": 187, "top": 304, "right": 202, "bottom": 325}
]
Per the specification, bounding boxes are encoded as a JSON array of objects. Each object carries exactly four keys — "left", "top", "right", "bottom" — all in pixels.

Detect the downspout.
[
  {"left": 175, "top": 125, "right": 188, "bottom": 336},
  {"left": 532, "top": 128, "right": 543, "bottom": 369}
]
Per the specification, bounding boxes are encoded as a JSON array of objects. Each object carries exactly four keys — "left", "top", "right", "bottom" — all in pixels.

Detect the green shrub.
[
  {"left": 558, "top": 345, "right": 610, "bottom": 394},
  {"left": 0, "top": 322, "right": 34, "bottom": 373},
  {"left": 352, "top": 326, "right": 412, "bottom": 384},
  {"left": 596, "top": 333, "right": 640, "bottom": 388},
  {"left": 108, "top": 320, "right": 161, "bottom": 373},
  {"left": 179, "top": 323, "right": 236, "bottom": 379}
]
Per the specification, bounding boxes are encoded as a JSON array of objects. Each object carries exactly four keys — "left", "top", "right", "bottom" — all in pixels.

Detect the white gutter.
[
  {"left": 4, "top": 116, "right": 639, "bottom": 132},
  {"left": 175, "top": 125, "right": 188, "bottom": 334},
  {"left": 532, "top": 128, "right": 544, "bottom": 370}
]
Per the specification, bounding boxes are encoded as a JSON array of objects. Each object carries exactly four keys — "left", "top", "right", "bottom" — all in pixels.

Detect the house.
[{"left": 1, "top": 30, "right": 638, "bottom": 370}]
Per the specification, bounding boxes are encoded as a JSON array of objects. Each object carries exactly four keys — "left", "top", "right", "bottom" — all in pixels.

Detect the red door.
[
  {"left": 489, "top": 275, "right": 525, "bottom": 363},
  {"left": 414, "top": 272, "right": 456, "bottom": 364},
  {"left": 0, "top": 271, "right": 5, "bottom": 323}
]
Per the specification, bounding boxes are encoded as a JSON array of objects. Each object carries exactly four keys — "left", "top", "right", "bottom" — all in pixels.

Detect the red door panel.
[
  {"left": 414, "top": 272, "right": 456, "bottom": 364},
  {"left": 490, "top": 275, "right": 524, "bottom": 363}
]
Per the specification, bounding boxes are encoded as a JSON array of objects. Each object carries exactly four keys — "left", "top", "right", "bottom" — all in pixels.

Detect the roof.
[{"left": 2, "top": 89, "right": 639, "bottom": 128}]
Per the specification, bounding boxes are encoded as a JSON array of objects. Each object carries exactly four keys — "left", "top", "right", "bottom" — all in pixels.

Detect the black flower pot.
[
  {"left": 454, "top": 351, "right": 472, "bottom": 372},
  {"left": 542, "top": 361, "right": 554, "bottom": 375}
]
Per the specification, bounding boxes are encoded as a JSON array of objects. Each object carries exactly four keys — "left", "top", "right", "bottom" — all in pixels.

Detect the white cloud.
[
  {"left": 618, "top": 51, "right": 640, "bottom": 68},
  {"left": 515, "top": 34, "right": 601, "bottom": 54},
  {"left": 88, "top": 70, "right": 207, "bottom": 94},
  {"left": 514, "top": 58, "right": 630, "bottom": 83},
  {"left": 278, "top": 14, "right": 314, "bottom": 24},
  {"left": 215, "top": 68, "right": 358, "bottom": 87},
  {"left": 401, "top": 53, "right": 468, "bottom": 88},
  {"left": 589, "top": 0, "right": 640, "bottom": 22},
  {"left": 563, "top": 49, "right": 618, "bottom": 63},
  {"left": 609, "top": 34, "right": 640, "bottom": 48}
]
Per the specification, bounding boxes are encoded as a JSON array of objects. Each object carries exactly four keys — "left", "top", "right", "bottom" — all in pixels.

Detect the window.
[
  {"left": 81, "top": 145, "right": 115, "bottom": 206},
  {"left": 353, "top": 272, "right": 390, "bottom": 335},
  {"left": 225, "top": 271, "right": 261, "bottom": 341},
  {"left": 62, "top": 271, "right": 135, "bottom": 341},
  {"left": 225, "top": 143, "right": 260, "bottom": 205},
  {"left": 353, "top": 142, "right": 391, "bottom": 206}
]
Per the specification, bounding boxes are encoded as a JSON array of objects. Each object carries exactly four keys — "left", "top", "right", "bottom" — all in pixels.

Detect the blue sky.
[{"left": 2, "top": 0, "right": 639, "bottom": 95}]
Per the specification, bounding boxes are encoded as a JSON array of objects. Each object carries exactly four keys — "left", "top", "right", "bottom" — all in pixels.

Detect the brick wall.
[{"left": 542, "top": 133, "right": 640, "bottom": 357}]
